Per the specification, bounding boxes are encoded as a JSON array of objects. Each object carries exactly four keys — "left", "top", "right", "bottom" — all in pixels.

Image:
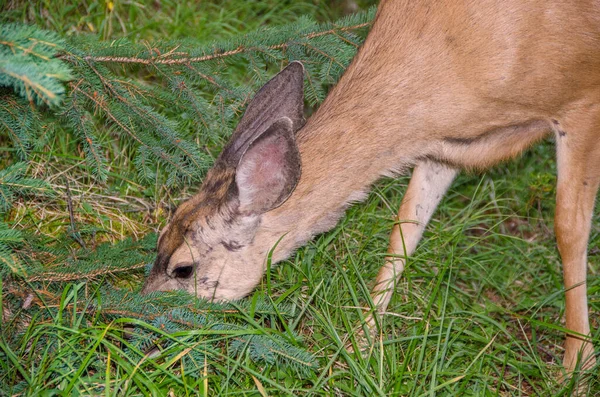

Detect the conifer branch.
[
  {"left": 75, "top": 22, "right": 370, "bottom": 65},
  {"left": 69, "top": 82, "right": 142, "bottom": 145},
  {"left": 2, "top": 9, "right": 375, "bottom": 186},
  {"left": 25, "top": 262, "right": 147, "bottom": 282},
  {"left": 0, "top": 24, "right": 72, "bottom": 106},
  {"left": 0, "top": 162, "right": 52, "bottom": 213}
]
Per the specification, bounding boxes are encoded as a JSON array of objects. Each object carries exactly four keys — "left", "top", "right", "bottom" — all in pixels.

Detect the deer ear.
[
  {"left": 234, "top": 117, "right": 301, "bottom": 215},
  {"left": 220, "top": 61, "right": 305, "bottom": 165}
]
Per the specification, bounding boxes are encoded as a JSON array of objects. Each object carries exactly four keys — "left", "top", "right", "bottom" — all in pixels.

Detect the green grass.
[
  {"left": 1, "top": 1, "right": 599, "bottom": 395},
  {"left": 1, "top": 0, "right": 363, "bottom": 41}
]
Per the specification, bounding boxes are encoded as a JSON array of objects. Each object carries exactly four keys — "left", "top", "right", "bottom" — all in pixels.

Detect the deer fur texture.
[{"left": 143, "top": 0, "right": 600, "bottom": 373}]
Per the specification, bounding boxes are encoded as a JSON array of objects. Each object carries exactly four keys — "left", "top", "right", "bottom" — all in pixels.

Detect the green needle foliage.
[
  {"left": 0, "top": 161, "right": 51, "bottom": 213},
  {"left": 0, "top": 93, "right": 44, "bottom": 160},
  {"left": 2, "top": 10, "right": 374, "bottom": 185},
  {"left": 0, "top": 23, "right": 72, "bottom": 107},
  {"left": 0, "top": 220, "right": 22, "bottom": 277},
  {"left": 0, "top": 162, "right": 50, "bottom": 278}
]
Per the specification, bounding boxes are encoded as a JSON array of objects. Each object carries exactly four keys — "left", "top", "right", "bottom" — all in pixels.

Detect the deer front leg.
[
  {"left": 369, "top": 160, "right": 457, "bottom": 324},
  {"left": 554, "top": 114, "right": 600, "bottom": 374}
]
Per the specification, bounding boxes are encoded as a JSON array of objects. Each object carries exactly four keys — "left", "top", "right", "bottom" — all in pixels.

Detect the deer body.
[{"left": 143, "top": 0, "right": 600, "bottom": 372}]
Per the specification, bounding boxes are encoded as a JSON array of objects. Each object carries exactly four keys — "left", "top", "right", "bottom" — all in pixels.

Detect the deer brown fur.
[{"left": 143, "top": 0, "right": 599, "bottom": 374}]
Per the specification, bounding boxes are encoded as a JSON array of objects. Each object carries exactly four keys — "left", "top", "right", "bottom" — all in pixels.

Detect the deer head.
[{"left": 141, "top": 62, "right": 305, "bottom": 300}]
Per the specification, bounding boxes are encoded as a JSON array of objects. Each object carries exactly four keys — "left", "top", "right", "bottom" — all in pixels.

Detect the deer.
[{"left": 142, "top": 0, "right": 599, "bottom": 374}]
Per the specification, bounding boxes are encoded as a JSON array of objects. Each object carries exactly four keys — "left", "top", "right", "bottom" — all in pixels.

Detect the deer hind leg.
[
  {"left": 553, "top": 110, "right": 600, "bottom": 373},
  {"left": 369, "top": 160, "right": 457, "bottom": 320}
]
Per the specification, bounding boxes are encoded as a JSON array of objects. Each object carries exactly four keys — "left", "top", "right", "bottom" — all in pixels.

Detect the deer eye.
[{"left": 172, "top": 265, "right": 194, "bottom": 279}]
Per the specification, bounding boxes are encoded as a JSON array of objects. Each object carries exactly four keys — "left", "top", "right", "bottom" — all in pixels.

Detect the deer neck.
[
  {"left": 258, "top": 77, "right": 437, "bottom": 261},
  {"left": 256, "top": 10, "right": 465, "bottom": 261}
]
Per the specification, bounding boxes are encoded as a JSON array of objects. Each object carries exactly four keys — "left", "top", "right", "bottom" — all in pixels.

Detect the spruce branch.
[
  {"left": 0, "top": 23, "right": 72, "bottom": 106},
  {"left": 68, "top": 81, "right": 144, "bottom": 145},
  {"left": 0, "top": 162, "right": 52, "bottom": 214},
  {"left": 1, "top": 9, "right": 375, "bottom": 186},
  {"left": 73, "top": 22, "right": 371, "bottom": 66},
  {"left": 24, "top": 262, "right": 148, "bottom": 283},
  {"left": 62, "top": 91, "right": 108, "bottom": 181},
  {"left": 19, "top": 234, "right": 155, "bottom": 282},
  {"left": 0, "top": 221, "right": 24, "bottom": 278},
  {"left": 0, "top": 94, "right": 41, "bottom": 159}
]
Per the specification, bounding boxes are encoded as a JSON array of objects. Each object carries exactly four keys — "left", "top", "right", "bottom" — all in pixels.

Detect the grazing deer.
[{"left": 143, "top": 0, "right": 599, "bottom": 373}]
